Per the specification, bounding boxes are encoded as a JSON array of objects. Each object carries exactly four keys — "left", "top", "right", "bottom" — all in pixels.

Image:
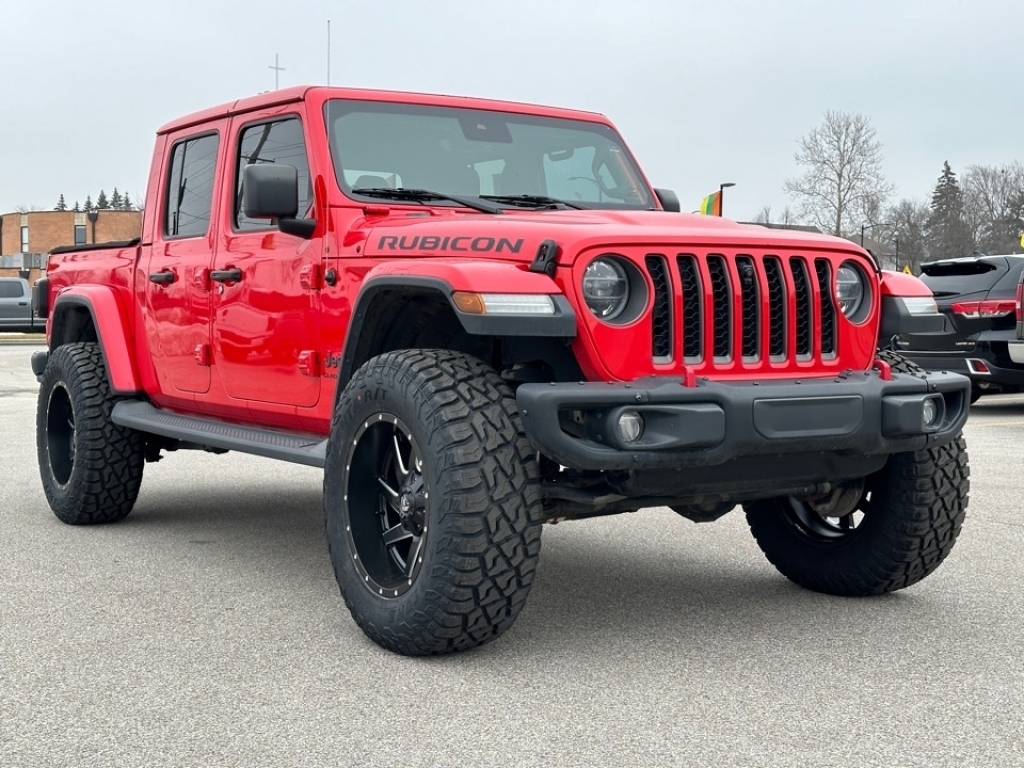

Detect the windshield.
[{"left": 324, "top": 100, "right": 652, "bottom": 210}]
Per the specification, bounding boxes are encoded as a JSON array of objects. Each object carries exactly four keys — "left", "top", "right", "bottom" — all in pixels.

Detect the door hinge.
[
  {"left": 298, "top": 350, "right": 321, "bottom": 377},
  {"left": 299, "top": 263, "right": 322, "bottom": 290},
  {"left": 193, "top": 344, "right": 211, "bottom": 366}
]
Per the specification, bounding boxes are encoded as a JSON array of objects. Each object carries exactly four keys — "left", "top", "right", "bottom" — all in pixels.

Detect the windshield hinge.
[{"left": 529, "top": 239, "right": 560, "bottom": 278}]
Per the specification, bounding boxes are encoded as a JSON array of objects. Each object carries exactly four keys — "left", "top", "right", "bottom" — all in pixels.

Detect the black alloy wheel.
[{"left": 343, "top": 413, "right": 429, "bottom": 598}]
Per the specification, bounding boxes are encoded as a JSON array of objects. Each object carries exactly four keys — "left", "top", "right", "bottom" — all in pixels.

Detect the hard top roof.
[{"left": 157, "top": 85, "right": 609, "bottom": 135}]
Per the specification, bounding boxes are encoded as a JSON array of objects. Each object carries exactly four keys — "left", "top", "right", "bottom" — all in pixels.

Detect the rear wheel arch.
[{"left": 49, "top": 292, "right": 141, "bottom": 394}]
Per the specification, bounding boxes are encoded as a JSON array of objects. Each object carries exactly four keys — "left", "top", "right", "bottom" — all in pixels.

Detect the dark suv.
[{"left": 896, "top": 253, "right": 1024, "bottom": 401}]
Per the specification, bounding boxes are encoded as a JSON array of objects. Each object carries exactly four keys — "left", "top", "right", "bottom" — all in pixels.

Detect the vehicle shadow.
[
  {"left": 117, "top": 486, "right": 946, "bottom": 661},
  {"left": 971, "top": 396, "right": 1024, "bottom": 416}
]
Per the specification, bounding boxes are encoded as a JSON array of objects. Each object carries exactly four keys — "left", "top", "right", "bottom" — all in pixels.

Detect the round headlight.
[
  {"left": 835, "top": 263, "right": 866, "bottom": 318},
  {"left": 583, "top": 258, "right": 629, "bottom": 320}
]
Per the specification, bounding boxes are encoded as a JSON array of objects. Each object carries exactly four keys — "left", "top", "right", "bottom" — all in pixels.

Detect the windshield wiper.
[
  {"left": 479, "top": 194, "right": 589, "bottom": 210},
  {"left": 351, "top": 187, "right": 503, "bottom": 214}
]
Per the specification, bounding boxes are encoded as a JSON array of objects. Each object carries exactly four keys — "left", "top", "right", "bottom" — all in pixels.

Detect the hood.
[{"left": 355, "top": 208, "right": 868, "bottom": 264}]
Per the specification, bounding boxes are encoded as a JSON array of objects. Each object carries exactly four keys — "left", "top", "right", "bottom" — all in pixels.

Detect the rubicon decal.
[{"left": 377, "top": 235, "right": 524, "bottom": 253}]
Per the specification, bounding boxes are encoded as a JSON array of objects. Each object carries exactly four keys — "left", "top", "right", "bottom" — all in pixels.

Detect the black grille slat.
[
  {"left": 707, "top": 256, "right": 732, "bottom": 359},
  {"left": 765, "top": 257, "right": 786, "bottom": 358},
  {"left": 737, "top": 256, "right": 759, "bottom": 359},
  {"left": 678, "top": 255, "right": 702, "bottom": 360},
  {"left": 815, "top": 259, "right": 836, "bottom": 356},
  {"left": 791, "top": 257, "right": 812, "bottom": 358},
  {"left": 641, "top": 252, "right": 842, "bottom": 367},
  {"left": 646, "top": 255, "right": 672, "bottom": 360}
]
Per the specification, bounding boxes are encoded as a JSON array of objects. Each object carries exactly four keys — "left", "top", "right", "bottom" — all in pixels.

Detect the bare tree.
[
  {"left": 886, "top": 198, "right": 930, "bottom": 273},
  {"left": 751, "top": 205, "right": 798, "bottom": 227},
  {"left": 963, "top": 162, "right": 1024, "bottom": 253},
  {"left": 784, "top": 110, "right": 894, "bottom": 237}
]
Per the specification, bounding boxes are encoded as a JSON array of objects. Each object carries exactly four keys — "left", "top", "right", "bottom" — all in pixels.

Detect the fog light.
[
  {"left": 922, "top": 398, "right": 939, "bottom": 428},
  {"left": 618, "top": 411, "right": 644, "bottom": 443}
]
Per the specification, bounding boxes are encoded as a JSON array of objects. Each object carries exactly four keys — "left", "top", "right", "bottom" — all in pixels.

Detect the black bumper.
[{"left": 516, "top": 370, "right": 970, "bottom": 471}]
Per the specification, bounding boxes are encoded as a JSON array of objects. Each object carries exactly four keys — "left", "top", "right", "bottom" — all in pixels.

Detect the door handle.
[
  {"left": 148, "top": 270, "right": 176, "bottom": 285},
  {"left": 18, "top": 301, "right": 28, "bottom": 306},
  {"left": 210, "top": 268, "right": 243, "bottom": 283}
]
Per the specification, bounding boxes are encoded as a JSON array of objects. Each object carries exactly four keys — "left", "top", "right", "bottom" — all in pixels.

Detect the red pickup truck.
[{"left": 33, "top": 86, "right": 970, "bottom": 655}]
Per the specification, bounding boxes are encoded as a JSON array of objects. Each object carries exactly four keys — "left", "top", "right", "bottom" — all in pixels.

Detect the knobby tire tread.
[
  {"left": 37, "top": 342, "right": 144, "bottom": 524},
  {"left": 325, "top": 349, "right": 542, "bottom": 655},
  {"left": 744, "top": 349, "right": 970, "bottom": 596}
]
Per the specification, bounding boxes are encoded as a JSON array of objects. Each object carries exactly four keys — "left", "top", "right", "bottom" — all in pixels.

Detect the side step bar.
[{"left": 111, "top": 400, "right": 327, "bottom": 468}]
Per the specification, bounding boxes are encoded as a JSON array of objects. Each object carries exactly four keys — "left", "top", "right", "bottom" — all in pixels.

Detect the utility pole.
[{"left": 269, "top": 53, "right": 285, "bottom": 90}]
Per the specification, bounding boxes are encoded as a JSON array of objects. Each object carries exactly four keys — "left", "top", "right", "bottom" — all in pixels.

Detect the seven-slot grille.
[{"left": 644, "top": 252, "right": 840, "bottom": 366}]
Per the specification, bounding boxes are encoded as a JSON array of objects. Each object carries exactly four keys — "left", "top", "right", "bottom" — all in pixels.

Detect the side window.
[
  {"left": 165, "top": 133, "right": 219, "bottom": 238},
  {"left": 0, "top": 282, "right": 23, "bottom": 299},
  {"left": 235, "top": 118, "right": 311, "bottom": 230}
]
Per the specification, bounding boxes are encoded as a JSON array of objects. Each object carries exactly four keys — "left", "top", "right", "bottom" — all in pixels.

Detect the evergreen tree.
[
  {"left": 122, "top": 191, "right": 133, "bottom": 210},
  {"left": 73, "top": 200, "right": 81, "bottom": 212},
  {"left": 96, "top": 190, "right": 110, "bottom": 209},
  {"left": 83, "top": 195, "right": 93, "bottom": 211},
  {"left": 110, "top": 188, "right": 123, "bottom": 209},
  {"left": 55, "top": 194, "right": 68, "bottom": 211},
  {"left": 925, "top": 162, "right": 974, "bottom": 259}
]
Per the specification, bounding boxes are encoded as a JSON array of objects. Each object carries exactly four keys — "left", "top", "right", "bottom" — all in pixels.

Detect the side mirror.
[
  {"left": 243, "top": 164, "right": 299, "bottom": 218},
  {"left": 242, "top": 164, "right": 316, "bottom": 239},
  {"left": 654, "top": 188, "right": 681, "bottom": 212}
]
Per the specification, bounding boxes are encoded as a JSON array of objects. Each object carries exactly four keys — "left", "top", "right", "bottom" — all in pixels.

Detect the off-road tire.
[
  {"left": 324, "top": 349, "right": 543, "bottom": 655},
  {"left": 36, "top": 342, "right": 145, "bottom": 524},
  {"left": 744, "top": 349, "right": 970, "bottom": 596}
]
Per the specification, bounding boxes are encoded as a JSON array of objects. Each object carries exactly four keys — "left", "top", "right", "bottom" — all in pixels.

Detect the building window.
[
  {"left": 20, "top": 226, "right": 28, "bottom": 253},
  {"left": 74, "top": 224, "right": 87, "bottom": 245}
]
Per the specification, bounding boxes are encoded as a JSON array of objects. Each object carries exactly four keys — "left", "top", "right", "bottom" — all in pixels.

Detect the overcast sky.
[{"left": 3, "top": 0, "right": 1022, "bottom": 222}]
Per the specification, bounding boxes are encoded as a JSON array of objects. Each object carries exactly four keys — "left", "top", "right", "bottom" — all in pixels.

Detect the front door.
[{"left": 210, "top": 112, "right": 322, "bottom": 408}]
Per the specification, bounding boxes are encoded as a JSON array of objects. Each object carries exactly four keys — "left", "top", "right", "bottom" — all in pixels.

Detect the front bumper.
[{"left": 516, "top": 369, "right": 970, "bottom": 471}]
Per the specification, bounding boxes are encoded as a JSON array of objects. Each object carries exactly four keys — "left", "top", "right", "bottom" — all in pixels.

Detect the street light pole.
[{"left": 719, "top": 182, "right": 735, "bottom": 217}]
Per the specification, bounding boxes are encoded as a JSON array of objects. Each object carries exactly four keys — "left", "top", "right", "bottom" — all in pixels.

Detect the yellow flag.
[{"left": 1019, "top": 230, "right": 1024, "bottom": 248}]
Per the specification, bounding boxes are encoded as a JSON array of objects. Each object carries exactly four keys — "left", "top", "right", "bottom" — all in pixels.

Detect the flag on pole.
[
  {"left": 699, "top": 190, "right": 722, "bottom": 216},
  {"left": 1019, "top": 230, "right": 1024, "bottom": 248}
]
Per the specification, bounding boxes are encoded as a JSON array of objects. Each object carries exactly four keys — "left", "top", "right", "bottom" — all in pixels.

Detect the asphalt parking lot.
[{"left": 2, "top": 342, "right": 1023, "bottom": 767}]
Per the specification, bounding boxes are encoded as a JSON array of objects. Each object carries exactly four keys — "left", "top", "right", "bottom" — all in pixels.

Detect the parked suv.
[
  {"left": 896, "top": 253, "right": 1024, "bottom": 401},
  {"left": 0, "top": 277, "right": 40, "bottom": 331}
]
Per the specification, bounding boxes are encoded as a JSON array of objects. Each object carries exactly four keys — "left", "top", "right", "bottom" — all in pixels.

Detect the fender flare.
[
  {"left": 337, "top": 261, "right": 575, "bottom": 388},
  {"left": 50, "top": 287, "right": 142, "bottom": 394}
]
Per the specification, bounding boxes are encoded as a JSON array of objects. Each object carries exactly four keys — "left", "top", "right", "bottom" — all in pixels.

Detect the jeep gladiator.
[{"left": 33, "top": 86, "right": 970, "bottom": 655}]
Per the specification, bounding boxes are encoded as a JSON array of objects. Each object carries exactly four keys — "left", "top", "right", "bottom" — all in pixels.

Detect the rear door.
[{"left": 143, "top": 126, "right": 225, "bottom": 397}]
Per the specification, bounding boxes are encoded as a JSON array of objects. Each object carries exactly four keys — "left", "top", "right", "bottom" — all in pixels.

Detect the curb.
[{"left": 0, "top": 334, "right": 46, "bottom": 345}]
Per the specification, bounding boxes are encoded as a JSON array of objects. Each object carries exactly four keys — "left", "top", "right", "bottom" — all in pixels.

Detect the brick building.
[{"left": 0, "top": 209, "right": 143, "bottom": 281}]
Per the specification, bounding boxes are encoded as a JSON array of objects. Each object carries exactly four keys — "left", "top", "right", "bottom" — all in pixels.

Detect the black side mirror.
[
  {"left": 654, "top": 188, "right": 681, "bottom": 212},
  {"left": 243, "top": 164, "right": 298, "bottom": 218},
  {"left": 242, "top": 164, "right": 316, "bottom": 238}
]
